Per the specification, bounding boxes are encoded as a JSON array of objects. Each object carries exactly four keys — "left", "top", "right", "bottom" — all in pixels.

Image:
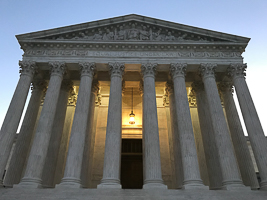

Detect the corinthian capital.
[
  {"left": 165, "top": 81, "right": 174, "bottom": 95},
  {"left": 199, "top": 63, "right": 217, "bottom": 79},
  {"left": 49, "top": 61, "right": 66, "bottom": 77},
  {"left": 79, "top": 62, "right": 96, "bottom": 77},
  {"left": 170, "top": 63, "right": 187, "bottom": 79},
  {"left": 218, "top": 82, "right": 234, "bottom": 94},
  {"left": 109, "top": 62, "right": 125, "bottom": 77},
  {"left": 227, "top": 63, "right": 246, "bottom": 79},
  {"left": 19, "top": 60, "right": 38, "bottom": 77},
  {"left": 141, "top": 63, "right": 157, "bottom": 78},
  {"left": 191, "top": 81, "right": 204, "bottom": 94}
]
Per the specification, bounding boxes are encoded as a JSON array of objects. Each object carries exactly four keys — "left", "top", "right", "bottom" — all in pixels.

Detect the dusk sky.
[{"left": 0, "top": 0, "right": 266, "bottom": 135}]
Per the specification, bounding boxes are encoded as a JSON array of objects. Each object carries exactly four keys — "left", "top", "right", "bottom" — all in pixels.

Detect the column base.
[
  {"left": 57, "top": 177, "right": 82, "bottom": 189},
  {"left": 222, "top": 180, "right": 249, "bottom": 191},
  {"left": 143, "top": 179, "right": 167, "bottom": 189},
  {"left": 260, "top": 180, "right": 267, "bottom": 190},
  {"left": 143, "top": 183, "right": 167, "bottom": 189},
  {"left": 182, "top": 184, "right": 209, "bottom": 190},
  {"left": 14, "top": 177, "right": 43, "bottom": 189},
  {"left": 182, "top": 179, "right": 208, "bottom": 190},
  {"left": 97, "top": 178, "right": 121, "bottom": 189}
]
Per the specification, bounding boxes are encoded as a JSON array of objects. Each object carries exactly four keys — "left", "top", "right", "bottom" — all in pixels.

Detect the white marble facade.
[{"left": 0, "top": 14, "right": 266, "bottom": 193}]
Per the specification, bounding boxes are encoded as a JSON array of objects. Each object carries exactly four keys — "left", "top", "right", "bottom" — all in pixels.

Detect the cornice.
[{"left": 20, "top": 40, "right": 247, "bottom": 53}]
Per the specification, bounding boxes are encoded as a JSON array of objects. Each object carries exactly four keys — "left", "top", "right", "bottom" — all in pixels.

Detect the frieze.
[{"left": 24, "top": 49, "right": 242, "bottom": 59}]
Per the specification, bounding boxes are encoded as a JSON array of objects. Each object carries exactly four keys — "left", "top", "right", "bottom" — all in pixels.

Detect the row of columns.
[{"left": 0, "top": 61, "right": 266, "bottom": 190}]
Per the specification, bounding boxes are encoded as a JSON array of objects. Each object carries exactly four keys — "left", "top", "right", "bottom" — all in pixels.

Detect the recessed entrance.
[{"left": 121, "top": 139, "right": 143, "bottom": 189}]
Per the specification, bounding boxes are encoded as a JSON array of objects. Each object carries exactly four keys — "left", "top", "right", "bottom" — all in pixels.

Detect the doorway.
[{"left": 121, "top": 139, "right": 143, "bottom": 189}]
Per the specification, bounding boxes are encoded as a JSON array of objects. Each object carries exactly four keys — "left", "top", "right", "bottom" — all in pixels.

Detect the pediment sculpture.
[{"left": 44, "top": 22, "right": 227, "bottom": 42}]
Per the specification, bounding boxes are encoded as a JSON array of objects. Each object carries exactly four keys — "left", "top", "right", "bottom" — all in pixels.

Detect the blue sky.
[{"left": 0, "top": 0, "right": 266, "bottom": 135}]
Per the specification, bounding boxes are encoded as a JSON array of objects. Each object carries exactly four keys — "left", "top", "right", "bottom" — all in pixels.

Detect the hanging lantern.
[{"left": 129, "top": 88, "right": 135, "bottom": 124}]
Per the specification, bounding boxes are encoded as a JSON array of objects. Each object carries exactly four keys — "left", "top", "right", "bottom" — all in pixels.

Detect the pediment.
[{"left": 16, "top": 14, "right": 250, "bottom": 45}]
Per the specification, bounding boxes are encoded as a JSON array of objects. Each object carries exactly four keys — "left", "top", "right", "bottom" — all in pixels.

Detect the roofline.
[{"left": 16, "top": 14, "right": 250, "bottom": 44}]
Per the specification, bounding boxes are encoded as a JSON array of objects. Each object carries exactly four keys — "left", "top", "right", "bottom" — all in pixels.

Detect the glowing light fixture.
[{"left": 129, "top": 88, "right": 135, "bottom": 124}]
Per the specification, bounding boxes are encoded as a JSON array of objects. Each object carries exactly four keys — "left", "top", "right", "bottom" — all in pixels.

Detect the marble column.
[
  {"left": 97, "top": 63, "right": 124, "bottom": 189},
  {"left": 60, "top": 62, "right": 95, "bottom": 188},
  {"left": 199, "top": 63, "right": 245, "bottom": 190},
  {"left": 0, "top": 61, "right": 37, "bottom": 186},
  {"left": 228, "top": 63, "right": 267, "bottom": 190},
  {"left": 19, "top": 61, "right": 66, "bottom": 188},
  {"left": 170, "top": 63, "right": 205, "bottom": 189},
  {"left": 140, "top": 63, "right": 166, "bottom": 189},
  {"left": 3, "top": 79, "right": 47, "bottom": 187},
  {"left": 42, "top": 80, "right": 73, "bottom": 188},
  {"left": 191, "top": 81, "right": 223, "bottom": 190},
  {"left": 165, "top": 81, "right": 183, "bottom": 189},
  {"left": 81, "top": 81, "right": 99, "bottom": 188},
  {"left": 53, "top": 92, "right": 77, "bottom": 185},
  {"left": 87, "top": 93, "right": 101, "bottom": 188},
  {"left": 218, "top": 81, "right": 259, "bottom": 190}
]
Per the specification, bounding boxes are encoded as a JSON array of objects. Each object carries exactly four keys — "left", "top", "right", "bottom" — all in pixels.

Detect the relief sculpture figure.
[
  {"left": 153, "top": 29, "right": 164, "bottom": 41},
  {"left": 93, "top": 30, "right": 103, "bottom": 40},
  {"left": 115, "top": 26, "right": 126, "bottom": 40},
  {"left": 128, "top": 24, "right": 139, "bottom": 40},
  {"left": 103, "top": 29, "right": 114, "bottom": 40},
  {"left": 139, "top": 26, "right": 150, "bottom": 40},
  {"left": 165, "top": 32, "right": 176, "bottom": 41}
]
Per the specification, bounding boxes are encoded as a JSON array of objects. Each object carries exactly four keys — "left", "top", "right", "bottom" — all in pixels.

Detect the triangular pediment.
[{"left": 16, "top": 14, "right": 250, "bottom": 45}]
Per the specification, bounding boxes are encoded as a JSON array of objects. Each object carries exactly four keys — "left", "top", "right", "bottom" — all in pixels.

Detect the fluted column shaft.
[
  {"left": 0, "top": 61, "right": 37, "bottom": 186},
  {"left": 81, "top": 81, "right": 99, "bottom": 188},
  {"left": 166, "top": 82, "right": 183, "bottom": 189},
  {"left": 192, "top": 81, "right": 223, "bottom": 190},
  {"left": 42, "top": 80, "right": 73, "bottom": 188},
  {"left": 199, "top": 63, "right": 244, "bottom": 190},
  {"left": 141, "top": 63, "right": 166, "bottom": 189},
  {"left": 19, "top": 61, "right": 66, "bottom": 188},
  {"left": 97, "top": 63, "right": 124, "bottom": 189},
  {"left": 228, "top": 64, "right": 267, "bottom": 190},
  {"left": 60, "top": 63, "right": 95, "bottom": 187},
  {"left": 219, "top": 81, "right": 259, "bottom": 189},
  {"left": 4, "top": 79, "right": 46, "bottom": 187},
  {"left": 170, "top": 64, "right": 205, "bottom": 189}
]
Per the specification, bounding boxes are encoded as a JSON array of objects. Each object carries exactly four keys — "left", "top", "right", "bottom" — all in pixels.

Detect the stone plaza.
[{"left": 0, "top": 14, "right": 267, "bottom": 199}]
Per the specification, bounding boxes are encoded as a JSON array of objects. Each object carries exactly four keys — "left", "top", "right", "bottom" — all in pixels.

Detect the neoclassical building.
[{"left": 0, "top": 14, "right": 267, "bottom": 199}]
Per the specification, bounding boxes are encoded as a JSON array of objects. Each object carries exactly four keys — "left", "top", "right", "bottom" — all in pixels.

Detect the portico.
[{"left": 0, "top": 15, "right": 266, "bottom": 193}]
